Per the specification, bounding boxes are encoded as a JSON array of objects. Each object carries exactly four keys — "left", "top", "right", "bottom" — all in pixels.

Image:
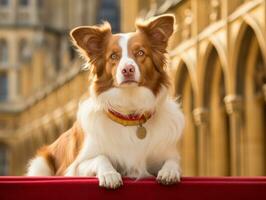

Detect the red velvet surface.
[{"left": 0, "top": 177, "right": 266, "bottom": 200}]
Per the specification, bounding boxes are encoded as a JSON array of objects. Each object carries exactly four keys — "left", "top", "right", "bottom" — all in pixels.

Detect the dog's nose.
[{"left": 121, "top": 64, "right": 135, "bottom": 76}]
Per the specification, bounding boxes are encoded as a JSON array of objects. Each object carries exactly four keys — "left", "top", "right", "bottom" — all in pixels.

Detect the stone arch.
[
  {"left": 175, "top": 59, "right": 197, "bottom": 96},
  {"left": 243, "top": 15, "right": 266, "bottom": 63},
  {"left": 175, "top": 60, "right": 197, "bottom": 176},
  {"left": 233, "top": 19, "right": 266, "bottom": 77},
  {"left": 198, "top": 39, "right": 228, "bottom": 106},
  {"left": 201, "top": 44, "right": 230, "bottom": 176},
  {"left": 200, "top": 40, "right": 228, "bottom": 99},
  {"left": 235, "top": 24, "right": 266, "bottom": 176},
  {"left": 173, "top": 52, "right": 198, "bottom": 99}
]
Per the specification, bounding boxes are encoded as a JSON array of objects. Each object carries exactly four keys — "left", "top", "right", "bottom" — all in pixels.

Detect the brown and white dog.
[{"left": 27, "top": 14, "right": 184, "bottom": 189}]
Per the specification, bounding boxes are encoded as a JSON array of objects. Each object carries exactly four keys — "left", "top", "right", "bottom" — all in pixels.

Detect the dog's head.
[{"left": 71, "top": 14, "right": 175, "bottom": 96}]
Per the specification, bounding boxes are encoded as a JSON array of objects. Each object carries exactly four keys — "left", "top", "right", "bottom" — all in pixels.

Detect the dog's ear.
[
  {"left": 136, "top": 14, "right": 175, "bottom": 73},
  {"left": 136, "top": 14, "right": 175, "bottom": 45},
  {"left": 70, "top": 22, "right": 112, "bottom": 60}
]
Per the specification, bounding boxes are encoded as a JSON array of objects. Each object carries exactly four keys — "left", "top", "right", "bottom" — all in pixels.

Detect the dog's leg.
[
  {"left": 156, "top": 158, "right": 181, "bottom": 185},
  {"left": 77, "top": 155, "right": 123, "bottom": 189}
]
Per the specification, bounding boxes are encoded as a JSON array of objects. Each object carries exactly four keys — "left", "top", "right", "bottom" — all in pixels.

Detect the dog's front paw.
[
  {"left": 156, "top": 169, "right": 180, "bottom": 185},
  {"left": 98, "top": 171, "right": 123, "bottom": 189}
]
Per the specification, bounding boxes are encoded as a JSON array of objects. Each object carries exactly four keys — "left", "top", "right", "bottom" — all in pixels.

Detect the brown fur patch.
[
  {"left": 37, "top": 146, "right": 56, "bottom": 174},
  {"left": 92, "top": 35, "right": 121, "bottom": 95},
  {"left": 35, "top": 121, "right": 84, "bottom": 176},
  {"left": 128, "top": 32, "right": 170, "bottom": 95}
]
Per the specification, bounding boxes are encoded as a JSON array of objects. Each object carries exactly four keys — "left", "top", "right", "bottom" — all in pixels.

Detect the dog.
[{"left": 27, "top": 14, "right": 185, "bottom": 189}]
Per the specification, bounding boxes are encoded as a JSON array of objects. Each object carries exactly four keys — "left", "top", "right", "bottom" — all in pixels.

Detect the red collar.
[{"left": 106, "top": 108, "right": 153, "bottom": 126}]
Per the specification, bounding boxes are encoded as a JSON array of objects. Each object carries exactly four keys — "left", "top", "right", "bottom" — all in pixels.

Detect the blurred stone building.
[
  {"left": 0, "top": 0, "right": 265, "bottom": 176},
  {"left": 0, "top": 0, "right": 120, "bottom": 175}
]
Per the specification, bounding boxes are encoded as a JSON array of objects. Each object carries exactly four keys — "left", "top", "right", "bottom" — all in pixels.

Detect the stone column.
[
  {"left": 193, "top": 107, "right": 209, "bottom": 176},
  {"left": 224, "top": 95, "right": 243, "bottom": 176}
]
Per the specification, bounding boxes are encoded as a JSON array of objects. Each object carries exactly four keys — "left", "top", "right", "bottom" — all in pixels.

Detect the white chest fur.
[{"left": 76, "top": 86, "right": 184, "bottom": 178}]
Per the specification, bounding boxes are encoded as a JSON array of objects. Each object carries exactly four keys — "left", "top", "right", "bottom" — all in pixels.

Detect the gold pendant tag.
[{"left": 136, "top": 124, "right": 147, "bottom": 139}]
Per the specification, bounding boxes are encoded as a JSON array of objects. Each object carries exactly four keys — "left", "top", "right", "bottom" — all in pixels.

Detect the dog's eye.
[
  {"left": 136, "top": 50, "right": 145, "bottom": 57},
  {"left": 110, "top": 53, "right": 118, "bottom": 60}
]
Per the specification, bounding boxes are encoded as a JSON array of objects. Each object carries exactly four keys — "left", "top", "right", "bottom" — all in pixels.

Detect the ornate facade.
[
  {"left": 0, "top": 0, "right": 265, "bottom": 176},
  {"left": 169, "top": 0, "right": 266, "bottom": 177}
]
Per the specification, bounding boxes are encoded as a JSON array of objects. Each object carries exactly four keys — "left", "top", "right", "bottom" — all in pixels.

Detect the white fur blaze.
[
  {"left": 116, "top": 33, "right": 141, "bottom": 84},
  {"left": 27, "top": 156, "right": 54, "bottom": 176}
]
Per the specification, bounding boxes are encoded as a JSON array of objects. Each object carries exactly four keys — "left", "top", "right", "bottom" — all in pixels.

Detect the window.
[
  {"left": 0, "top": 72, "right": 8, "bottom": 102},
  {"left": 19, "top": 0, "right": 28, "bottom": 6},
  {"left": 0, "top": 0, "right": 8, "bottom": 6},
  {"left": 0, "top": 145, "right": 8, "bottom": 175},
  {"left": 0, "top": 39, "right": 8, "bottom": 64},
  {"left": 97, "top": 0, "right": 120, "bottom": 33}
]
